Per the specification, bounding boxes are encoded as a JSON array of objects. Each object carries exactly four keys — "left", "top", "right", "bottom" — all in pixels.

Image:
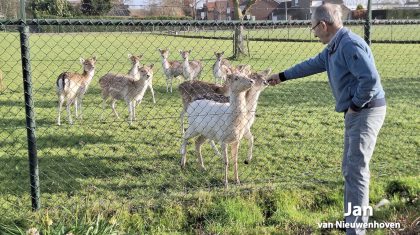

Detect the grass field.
[{"left": 0, "top": 25, "right": 419, "bottom": 234}]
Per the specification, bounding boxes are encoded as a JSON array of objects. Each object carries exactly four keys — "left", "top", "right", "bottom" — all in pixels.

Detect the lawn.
[{"left": 0, "top": 25, "right": 419, "bottom": 234}]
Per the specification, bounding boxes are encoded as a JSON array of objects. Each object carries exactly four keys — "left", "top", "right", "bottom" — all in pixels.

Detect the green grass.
[{"left": 0, "top": 26, "right": 419, "bottom": 234}]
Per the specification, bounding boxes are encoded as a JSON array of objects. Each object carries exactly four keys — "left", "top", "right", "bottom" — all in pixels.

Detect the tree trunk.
[
  {"left": 234, "top": 26, "right": 247, "bottom": 59},
  {"left": 232, "top": 0, "right": 259, "bottom": 59}
]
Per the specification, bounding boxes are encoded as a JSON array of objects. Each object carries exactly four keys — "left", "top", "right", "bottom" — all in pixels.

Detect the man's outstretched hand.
[{"left": 267, "top": 74, "right": 282, "bottom": 86}]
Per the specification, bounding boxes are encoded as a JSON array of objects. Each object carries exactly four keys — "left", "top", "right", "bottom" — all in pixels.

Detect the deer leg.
[
  {"left": 231, "top": 141, "right": 240, "bottom": 185},
  {"left": 195, "top": 135, "right": 207, "bottom": 170},
  {"left": 57, "top": 94, "right": 64, "bottom": 125},
  {"left": 132, "top": 100, "right": 137, "bottom": 121},
  {"left": 209, "top": 140, "right": 222, "bottom": 158},
  {"left": 127, "top": 100, "right": 133, "bottom": 125},
  {"left": 180, "top": 128, "right": 198, "bottom": 168},
  {"left": 170, "top": 77, "right": 173, "bottom": 93},
  {"left": 149, "top": 84, "right": 156, "bottom": 104},
  {"left": 221, "top": 143, "right": 229, "bottom": 188},
  {"left": 74, "top": 99, "right": 78, "bottom": 119},
  {"left": 111, "top": 99, "right": 119, "bottom": 119},
  {"left": 243, "top": 130, "right": 254, "bottom": 164},
  {"left": 66, "top": 98, "right": 74, "bottom": 125}
]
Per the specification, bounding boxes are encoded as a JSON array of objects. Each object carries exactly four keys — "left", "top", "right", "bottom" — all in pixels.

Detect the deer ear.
[
  {"left": 92, "top": 56, "right": 97, "bottom": 62},
  {"left": 188, "top": 50, "right": 191, "bottom": 53},
  {"left": 79, "top": 57, "right": 85, "bottom": 64},
  {"left": 214, "top": 52, "right": 217, "bottom": 56},
  {"left": 128, "top": 53, "right": 132, "bottom": 58},
  {"left": 221, "top": 51, "right": 224, "bottom": 55},
  {"left": 149, "top": 64, "right": 154, "bottom": 69},
  {"left": 179, "top": 50, "right": 182, "bottom": 53},
  {"left": 139, "top": 54, "right": 143, "bottom": 58},
  {"left": 158, "top": 48, "right": 162, "bottom": 52},
  {"left": 260, "top": 68, "right": 272, "bottom": 76}
]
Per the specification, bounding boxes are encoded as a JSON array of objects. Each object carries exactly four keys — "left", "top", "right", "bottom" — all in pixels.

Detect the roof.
[{"left": 311, "top": 0, "right": 419, "bottom": 10}]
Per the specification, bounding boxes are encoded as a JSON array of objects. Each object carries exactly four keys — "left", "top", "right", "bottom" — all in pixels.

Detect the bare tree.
[
  {"left": 232, "top": 0, "right": 260, "bottom": 59},
  {"left": 149, "top": 0, "right": 185, "bottom": 17}
]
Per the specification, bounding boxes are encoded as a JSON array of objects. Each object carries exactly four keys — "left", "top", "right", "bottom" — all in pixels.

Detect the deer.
[
  {"left": 180, "top": 74, "right": 255, "bottom": 188},
  {"left": 158, "top": 49, "right": 184, "bottom": 93},
  {"left": 128, "top": 53, "right": 156, "bottom": 104},
  {"left": 99, "top": 64, "right": 154, "bottom": 125},
  {"left": 127, "top": 54, "right": 142, "bottom": 79},
  {"left": 179, "top": 68, "right": 271, "bottom": 168},
  {"left": 179, "top": 50, "right": 203, "bottom": 80},
  {"left": 178, "top": 64, "right": 254, "bottom": 137},
  {"left": 212, "top": 51, "right": 234, "bottom": 84},
  {"left": 56, "top": 56, "right": 97, "bottom": 126}
]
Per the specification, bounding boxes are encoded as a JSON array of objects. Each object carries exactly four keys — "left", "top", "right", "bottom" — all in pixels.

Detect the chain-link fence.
[{"left": 0, "top": 19, "right": 419, "bottom": 230}]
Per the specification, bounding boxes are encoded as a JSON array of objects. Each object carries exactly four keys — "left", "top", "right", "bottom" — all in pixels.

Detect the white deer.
[
  {"left": 158, "top": 49, "right": 184, "bottom": 93},
  {"left": 180, "top": 69, "right": 271, "bottom": 167},
  {"left": 179, "top": 50, "right": 203, "bottom": 80},
  {"left": 99, "top": 64, "right": 154, "bottom": 124},
  {"left": 180, "top": 74, "right": 255, "bottom": 188},
  {"left": 56, "top": 56, "right": 97, "bottom": 125}
]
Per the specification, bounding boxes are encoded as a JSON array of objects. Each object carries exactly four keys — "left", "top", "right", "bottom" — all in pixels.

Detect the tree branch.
[{"left": 242, "top": 0, "right": 260, "bottom": 16}]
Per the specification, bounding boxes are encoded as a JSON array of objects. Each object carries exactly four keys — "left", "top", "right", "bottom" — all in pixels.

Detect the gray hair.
[{"left": 312, "top": 3, "right": 343, "bottom": 27}]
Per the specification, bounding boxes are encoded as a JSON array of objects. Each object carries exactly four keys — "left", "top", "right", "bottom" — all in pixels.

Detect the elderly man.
[{"left": 268, "top": 3, "right": 386, "bottom": 235}]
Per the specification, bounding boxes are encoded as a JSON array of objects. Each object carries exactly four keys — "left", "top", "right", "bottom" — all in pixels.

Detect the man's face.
[{"left": 311, "top": 20, "right": 330, "bottom": 44}]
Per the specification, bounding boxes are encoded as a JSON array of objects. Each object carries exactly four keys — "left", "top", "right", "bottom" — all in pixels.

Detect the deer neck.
[
  {"left": 215, "top": 58, "right": 222, "bottom": 67},
  {"left": 162, "top": 57, "right": 170, "bottom": 69},
  {"left": 82, "top": 70, "right": 95, "bottom": 84},
  {"left": 245, "top": 89, "right": 262, "bottom": 113},
  {"left": 229, "top": 91, "right": 247, "bottom": 117},
  {"left": 183, "top": 58, "right": 190, "bottom": 67},
  {"left": 128, "top": 62, "right": 139, "bottom": 78}
]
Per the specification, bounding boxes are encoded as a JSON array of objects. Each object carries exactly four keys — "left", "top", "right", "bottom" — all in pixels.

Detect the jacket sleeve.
[
  {"left": 283, "top": 49, "right": 327, "bottom": 80},
  {"left": 343, "top": 41, "right": 379, "bottom": 109}
]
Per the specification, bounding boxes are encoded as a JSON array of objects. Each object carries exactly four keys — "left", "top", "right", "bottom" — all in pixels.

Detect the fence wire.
[{"left": 0, "top": 19, "right": 419, "bottom": 227}]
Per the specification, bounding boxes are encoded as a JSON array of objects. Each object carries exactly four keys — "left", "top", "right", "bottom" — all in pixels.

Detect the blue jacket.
[{"left": 283, "top": 27, "right": 385, "bottom": 112}]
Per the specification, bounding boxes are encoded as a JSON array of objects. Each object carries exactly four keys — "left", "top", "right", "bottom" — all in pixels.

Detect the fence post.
[
  {"left": 20, "top": 0, "right": 40, "bottom": 211},
  {"left": 364, "top": 0, "right": 372, "bottom": 45}
]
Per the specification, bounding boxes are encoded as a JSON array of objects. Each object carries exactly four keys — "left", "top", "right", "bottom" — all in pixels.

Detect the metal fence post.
[
  {"left": 20, "top": 0, "right": 40, "bottom": 211},
  {"left": 364, "top": 0, "right": 372, "bottom": 45},
  {"left": 20, "top": 23, "right": 40, "bottom": 211}
]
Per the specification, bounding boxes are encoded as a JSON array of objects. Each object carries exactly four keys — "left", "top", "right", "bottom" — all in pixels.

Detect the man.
[{"left": 268, "top": 3, "right": 386, "bottom": 235}]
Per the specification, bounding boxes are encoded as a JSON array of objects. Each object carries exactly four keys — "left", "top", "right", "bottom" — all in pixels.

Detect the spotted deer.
[
  {"left": 158, "top": 49, "right": 184, "bottom": 93},
  {"left": 56, "top": 56, "right": 97, "bottom": 125},
  {"left": 99, "top": 64, "right": 154, "bottom": 124},
  {"left": 179, "top": 50, "right": 203, "bottom": 80}
]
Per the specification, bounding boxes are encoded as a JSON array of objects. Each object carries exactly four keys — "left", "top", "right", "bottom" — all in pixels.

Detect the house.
[{"left": 245, "top": 0, "right": 282, "bottom": 20}]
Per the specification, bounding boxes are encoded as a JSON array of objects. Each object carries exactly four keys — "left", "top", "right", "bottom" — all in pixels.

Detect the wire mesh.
[{"left": 0, "top": 19, "right": 419, "bottom": 229}]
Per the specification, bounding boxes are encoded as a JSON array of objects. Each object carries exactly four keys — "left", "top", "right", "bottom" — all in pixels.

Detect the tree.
[
  {"left": 232, "top": 0, "right": 260, "bottom": 59},
  {"left": 81, "top": 0, "right": 112, "bottom": 16}
]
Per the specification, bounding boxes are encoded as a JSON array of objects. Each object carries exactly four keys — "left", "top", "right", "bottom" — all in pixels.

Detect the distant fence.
[{"left": 0, "top": 19, "right": 419, "bottom": 217}]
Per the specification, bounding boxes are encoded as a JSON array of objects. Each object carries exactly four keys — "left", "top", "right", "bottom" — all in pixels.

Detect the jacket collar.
[{"left": 327, "top": 27, "right": 347, "bottom": 54}]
